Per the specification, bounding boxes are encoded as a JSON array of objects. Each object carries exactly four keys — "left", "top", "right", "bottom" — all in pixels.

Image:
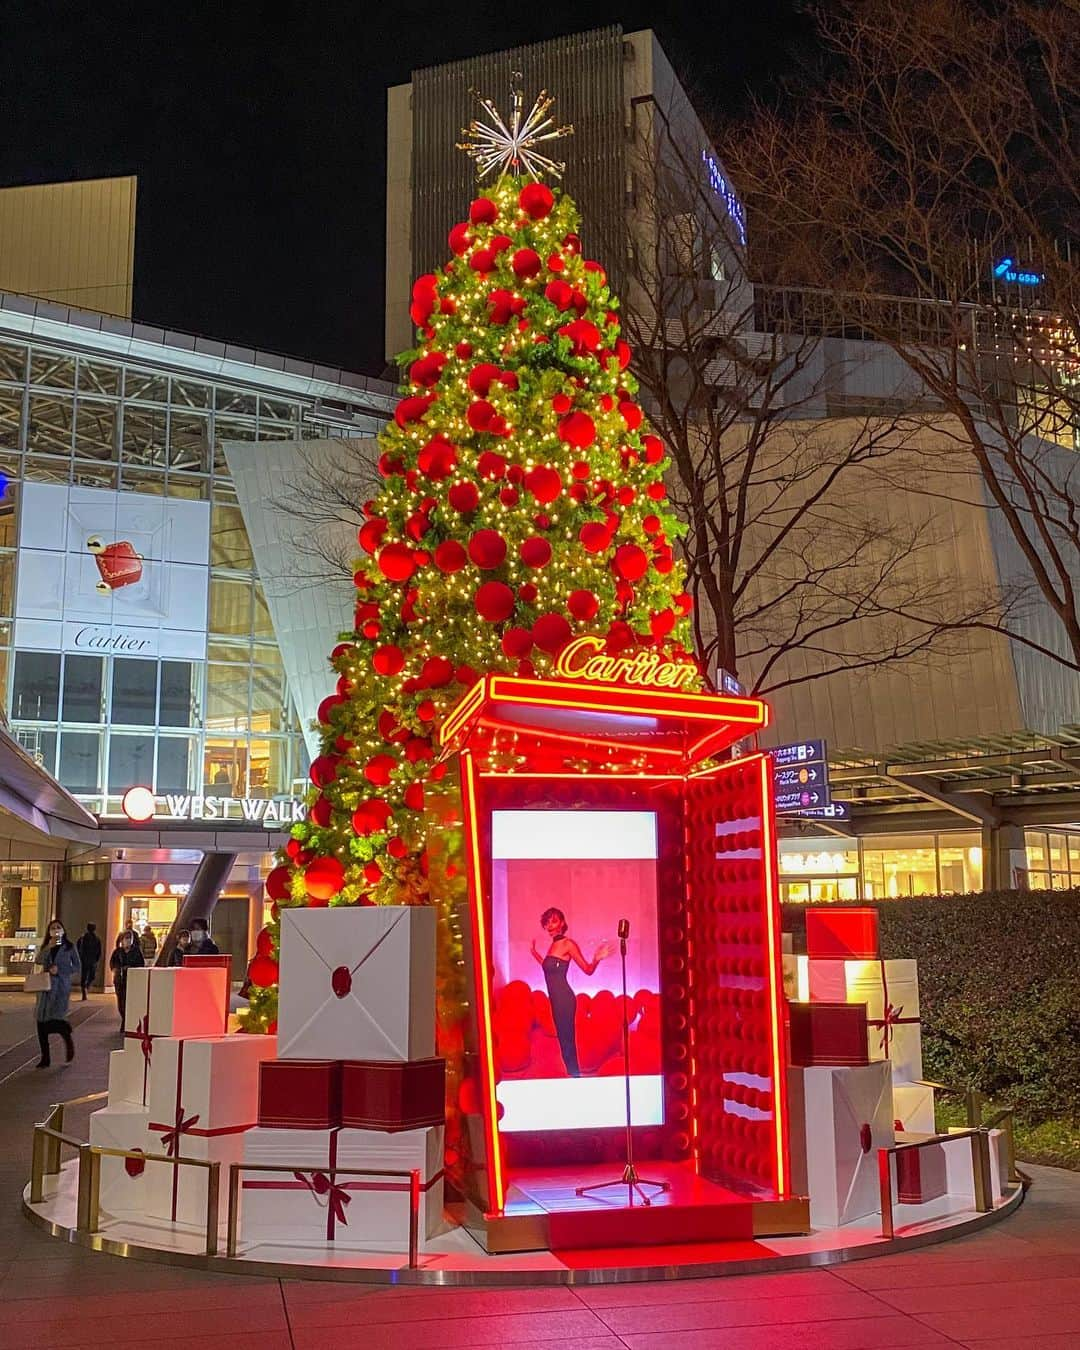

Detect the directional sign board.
[
  {"left": 794, "top": 800, "right": 850, "bottom": 822},
  {"left": 772, "top": 739, "right": 830, "bottom": 815}
]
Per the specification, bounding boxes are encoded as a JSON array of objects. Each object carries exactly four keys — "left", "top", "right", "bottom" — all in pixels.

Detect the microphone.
[{"left": 617, "top": 918, "right": 630, "bottom": 940}]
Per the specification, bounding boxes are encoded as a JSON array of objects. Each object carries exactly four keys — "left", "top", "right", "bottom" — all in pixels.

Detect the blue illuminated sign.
[
  {"left": 993, "top": 257, "right": 1043, "bottom": 287},
  {"left": 702, "top": 150, "right": 747, "bottom": 247}
]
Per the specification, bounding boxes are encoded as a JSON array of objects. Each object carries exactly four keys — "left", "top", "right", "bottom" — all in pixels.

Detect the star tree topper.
[{"left": 457, "top": 77, "right": 573, "bottom": 181}]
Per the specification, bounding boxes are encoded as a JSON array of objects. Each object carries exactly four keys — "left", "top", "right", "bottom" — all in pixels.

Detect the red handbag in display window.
[
  {"left": 340, "top": 1058, "right": 446, "bottom": 1131},
  {"left": 788, "top": 1001, "right": 870, "bottom": 1067}
]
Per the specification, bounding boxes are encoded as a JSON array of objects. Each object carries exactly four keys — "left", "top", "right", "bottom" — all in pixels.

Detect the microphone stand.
[{"left": 575, "top": 921, "right": 670, "bottom": 1208}]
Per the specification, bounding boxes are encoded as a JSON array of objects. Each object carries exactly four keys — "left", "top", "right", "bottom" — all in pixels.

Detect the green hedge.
[{"left": 782, "top": 890, "right": 1080, "bottom": 1122}]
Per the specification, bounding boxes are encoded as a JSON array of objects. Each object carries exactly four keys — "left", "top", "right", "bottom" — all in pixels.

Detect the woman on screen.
[{"left": 530, "top": 907, "right": 615, "bottom": 1077}]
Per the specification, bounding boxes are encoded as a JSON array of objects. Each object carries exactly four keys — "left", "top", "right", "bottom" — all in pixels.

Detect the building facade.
[{"left": 0, "top": 287, "right": 395, "bottom": 980}]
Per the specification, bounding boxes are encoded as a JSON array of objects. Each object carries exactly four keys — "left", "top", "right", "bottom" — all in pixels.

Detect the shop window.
[
  {"left": 169, "top": 412, "right": 210, "bottom": 473},
  {"left": 74, "top": 399, "right": 118, "bottom": 461},
  {"left": 111, "top": 658, "right": 158, "bottom": 726},
  {"left": 61, "top": 654, "right": 103, "bottom": 723},
  {"left": 27, "top": 394, "right": 74, "bottom": 456},
  {"left": 78, "top": 360, "right": 120, "bottom": 397},
  {"left": 937, "top": 835, "right": 982, "bottom": 893},
  {"left": 58, "top": 731, "right": 101, "bottom": 793},
  {"left": 0, "top": 341, "right": 27, "bottom": 383},
  {"left": 861, "top": 834, "right": 939, "bottom": 899},
  {"left": 0, "top": 385, "right": 24, "bottom": 451},
  {"left": 204, "top": 739, "right": 247, "bottom": 794},
  {"left": 249, "top": 737, "right": 289, "bottom": 796},
  {"left": 12, "top": 651, "right": 60, "bottom": 720},
  {"left": 206, "top": 662, "right": 250, "bottom": 728},
  {"left": 1069, "top": 836, "right": 1080, "bottom": 874},
  {"left": 157, "top": 737, "right": 194, "bottom": 792},
  {"left": 108, "top": 733, "right": 154, "bottom": 793},
  {"left": 159, "top": 660, "right": 196, "bottom": 727},
  {"left": 209, "top": 576, "right": 253, "bottom": 635},
  {"left": 29, "top": 350, "right": 75, "bottom": 390},
  {"left": 14, "top": 727, "right": 56, "bottom": 773},
  {"left": 211, "top": 503, "right": 254, "bottom": 570}
]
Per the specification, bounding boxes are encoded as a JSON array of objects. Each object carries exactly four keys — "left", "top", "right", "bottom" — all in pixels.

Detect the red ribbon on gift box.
[
  {"left": 241, "top": 1128, "right": 444, "bottom": 1244},
  {"left": 148, "top": 1039, "right": 254, "bottom": 1221},
  {"left": 124, "top": 985, "right": 157, "bottom": 1104},
  {"left": 865, "top": 960, "right": 919, "bottom": 1057}
]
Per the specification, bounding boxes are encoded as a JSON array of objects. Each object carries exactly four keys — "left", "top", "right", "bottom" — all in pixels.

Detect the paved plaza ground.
[{"left": 1, "top": 990, "right": 1077, "bottom": 1349}]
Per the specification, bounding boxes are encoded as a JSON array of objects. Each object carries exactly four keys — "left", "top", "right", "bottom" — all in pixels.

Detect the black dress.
[{"left": 542, "top": 953, "right": 580, "bottom": 1077}]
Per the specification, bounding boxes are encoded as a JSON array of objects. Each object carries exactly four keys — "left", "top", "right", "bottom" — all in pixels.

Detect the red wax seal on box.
[{"left": 331, "top": 966, "right": 352, "bottom": 998}]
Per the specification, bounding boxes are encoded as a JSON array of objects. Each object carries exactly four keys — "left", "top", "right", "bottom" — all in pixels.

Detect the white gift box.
[
  {"left": 798, "top": 957, "right": 922, "bottom": 1083},
  {"left": 788, "top": 1061, "right": 894, "bottom": 1230},
  {"left": 108, "top": 1039, "right": 152, "bottom": 1107},
  {"left": 89, "top": 1102, "right": 153, "bottom": 1218},
  {"left": 987, "top": 1128, "right": 1009, "bottom": 1198},
  {"left": 892, "top": 1081, "right": 936, "bottom": 1135},
  {"left": 239, "top": 1125, "right": 445, "bottom": 1248},
  {"left": 277, "top": 906, "right": 436, "bottom": 1062},
  {"left": 145, "top": 1034, "right": 277, "bottom": 1225},
  {"left": 124, "top": 966, "right": 230, "bottom": 1038}
]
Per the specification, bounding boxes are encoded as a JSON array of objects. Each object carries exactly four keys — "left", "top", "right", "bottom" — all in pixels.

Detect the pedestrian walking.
[
  {"left": 109, "top": 929, "right": 145, "bottom": 1024},
  {"left": 75, "top": 922, "right": 102, "bottom": 999},
  {"left": 34, "top": 919, "right": 81, "bottom": 1068}
]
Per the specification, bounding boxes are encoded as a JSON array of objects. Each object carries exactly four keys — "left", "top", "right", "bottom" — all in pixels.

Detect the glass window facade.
[
  {"left": 0, "top": 329, "right": 392, "bottom": 812},
  {"left": 780, "top": 832, "right": 986, "bottom": 901}
]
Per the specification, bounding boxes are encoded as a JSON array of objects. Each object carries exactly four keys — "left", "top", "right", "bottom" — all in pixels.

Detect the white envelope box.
[
  {"left": 145, "top": 1034, "right": 277, "bottom": 1225},
  {"left": 788, "top": 1061, "right": 894, "bottom": 1230},
  {"left": 892, "top": 1081, "right": 936, "bottom": 1135},
  {"left": 277, "top": 906, "right": 436, "bottom": 1062},
  {"left": 239, "top": 1125, "right": 445, "bottom": 1248},
  {"left": 124, "top": 965, "right": 229, "bottom": 1038},
  {"left": 89, "top": 1102, "right": 153, "bottom": 1218}
]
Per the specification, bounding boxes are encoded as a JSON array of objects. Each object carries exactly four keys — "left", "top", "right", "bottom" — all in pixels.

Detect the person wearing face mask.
[
  {"left": 168, "top": 929, "right": 192, "bottom": 967},
  {"left": 34, "top": 920, "right": 81, "bottom": 1068},
  {"left": 109, "top": 928, "right": 145, "bottom": 1023},
  {"left": 187, "top": 917, "right": 220, "bottom": 956}
]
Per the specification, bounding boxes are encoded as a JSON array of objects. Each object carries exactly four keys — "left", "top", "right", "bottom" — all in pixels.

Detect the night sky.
[{"left": 0, "top": 1, "right": 806, "bottom": 377}]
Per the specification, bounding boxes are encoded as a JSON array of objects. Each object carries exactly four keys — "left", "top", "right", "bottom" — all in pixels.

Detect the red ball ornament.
[
  {"left": 467, "top": 399, "right": 495, "bottom": 431},
  {"left": 317, "top": 693, "right": 344, "bottom": 724},
  {"left": 476, "top": 580, "right": 515, "bottom": 622},
  {"left": 255, "top": 927, "right": 274, "bottom": 959},
  {"left": 563, "top": 232, "right": 581, "bottom": 254},
  {"left": 579, "top": 522, "right": 610, "bottom": 553},
  {"left": 552, "top": 392, "right": 572, "bottom": 415},
  {"left": 434, "top": 540, "right": 468, "bottom": 573},
  {"left": 417, "top": 436, "right": 457, "bottom": 481},
  {"left": 501, "top": 626, "right": 533, "bottom": 659},
  {"left": 490, "top": 233, "right": 513, "bottom": 254},
  {"left": 468, "top": 529, "right": 508, "bottom": 569},
  {"left": 394, "top": 393, "right": 434, "bottom": 428},
  {"left": 265, "top": 865, "right": 292, "bottom": 901},
  {"left": 647, "top": 481, "right": 667, "bottom": 500},
  {"left": 532, "top": 612, "right": 572, "bottom": 654},
  {"left": 403, "top": 782, "right": 425, "bottom": 811},
  {"left": 357, "top": 518, "right": 387, "bottom": 555},
  {"left": 467, "top": 363, "right": 501, "bottom": 396},
  {"left": 448, "top": 481, "right": 480, "bottom": 513},
  {"left": 309, "top": 755, "right": 338, "bottom": 788},
  {"left": 619, "top": 400, "right": 643, "bottom": 430},
  {"left": 544, "top": 279, "right": 573, "bottom": 310},
  {"left": 512, "top": 247, "right": 542, "bottom": 279},
  {"left": 615, "top": 543, "right": 649, "bottom": 581},
  {"left": 409, "top": 352, "right": 446, "bottom": 387},
  {"left": 469, "top": 196, "right": 498, "bottom": 224},
  {"left": 519, "top": 182, "right": 554, "bottom": 219},
  {"left": 372, "top": 643, "right": 405, "bottom": 676},
  {"left": 642, "top": 434, "right": 665, "bottom": 463},
  {"left": 643, "top": 513, "right": 661, "bottom": 534},
  {"left": 469, "top": 247, "right": 496, "bottom": 274},
  {"left": 476, "top": 450, "right": 507, "bottom": 480},
  {"left": 455, "top": 340, "right": 473, "bottom": 359},
  {"left": 519, "top": 581, "right": 538, "bottom": 603},
  {"left": 520, "top": 536, "right": 552, "bottom": 568},
  {"left": 650, "top": 609, "right": 676, "bottom": 637},
  {"left": 364, "top": 754, "right": 397, "bottom": 786},
  {"left": 614, "top": 338, "right": 631, "bottom": 369},
  {"left": 352, "top": 798, "right": 392, "bottom": 834},
  {"left": 377, "top": 543, "right": 416, "bottom": 583},
  {"left": 499, "top": 486, "right": 519, "bottom": 507},
  {"left": 421, "top": 655, "right": 455, "bottom": 687},
  {"left": 558, "top": 318, "right": 601, "bottom": 356},
  {"left": 584, "top": 259, "right": 607, "bottom": 283},
  {"left": 448, "top": 222, "right": 471, "bottom": 255},
  {"left": 363, "top": 861, "right": 383, "bottom": 885},
  {"left": 558, "top": 411, "right": 596, "bottom": 449},
  {"left": 248, "top": 954, "right": 279, "bottom": 988},
  {"left": 568, "top": 588, "right": 600, "bottom": 620},
  {"left": 304, "top": 856, "right": 345, "bottom": 901},
  {"left": 310, "top": 795, "right": 333, "bottom": 828},
  {"left": 525, "top": 465, "right": 562, "bottom": 504}
]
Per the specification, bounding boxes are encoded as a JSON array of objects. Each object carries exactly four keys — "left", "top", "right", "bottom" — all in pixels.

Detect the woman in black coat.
[{"left": 109, "top": 930, "right": 145, "bottom": 1024}]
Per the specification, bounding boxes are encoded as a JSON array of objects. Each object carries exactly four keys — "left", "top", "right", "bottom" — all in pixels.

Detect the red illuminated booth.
[{"left": 435, "top": 642, "right": 808, "bottom": 1253}]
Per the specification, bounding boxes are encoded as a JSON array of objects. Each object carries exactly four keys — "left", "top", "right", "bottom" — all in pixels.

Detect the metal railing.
[
  {"left": 29, "top": 1092, "right": 423, "bottom": 1268},
  {"left": 226, "top": 1162, "right": 422, "bottom": 1268},
  {"left": 878, "top": 1127, "right": 994, "bottom": 1240},
  {"left": 912, "top": 1078, "right": 1024, "bottom": 1186},
  {"left": 30, "top": 1093, "right": 221, "bottom": 1256}
]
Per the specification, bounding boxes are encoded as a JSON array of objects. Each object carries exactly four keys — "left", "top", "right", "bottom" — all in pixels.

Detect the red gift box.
[
  {"left": 341, "top": 1058, "right": 446, "bottom": 1131},
  {"left": 258, "top": 1059, "right": 342, "bottom": 1128},
  {"left": 805, "top": 907, "right": 879, "bottom": 959},
  {"left": 896, "top": 1143, "right": 948, "bottom": 1203},
  {"left": 788, "top": 1002, "right": 870, "bottom": 1067}
]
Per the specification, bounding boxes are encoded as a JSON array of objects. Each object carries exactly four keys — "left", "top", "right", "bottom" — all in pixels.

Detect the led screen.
[{"left": 490, "top": 809, "right": 663, "bottom": 1132}]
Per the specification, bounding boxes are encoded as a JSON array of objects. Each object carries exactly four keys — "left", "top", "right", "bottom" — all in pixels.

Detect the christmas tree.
[{"left": 241, "top": 96, "right": 697, "bottom": 1035}]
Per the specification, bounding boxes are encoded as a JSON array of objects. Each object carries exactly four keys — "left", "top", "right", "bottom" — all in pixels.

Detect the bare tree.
[
  {"left": 718, "top": 0, "right": 1080, "bottom": 670},
  {"left": 600, "top": 96, "right": 1004, "bottom": 696}
]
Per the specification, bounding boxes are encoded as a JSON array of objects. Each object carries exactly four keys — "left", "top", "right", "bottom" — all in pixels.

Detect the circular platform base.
[{"left": 23, "top": 1165, "right": 1026, "bottom": 1286}]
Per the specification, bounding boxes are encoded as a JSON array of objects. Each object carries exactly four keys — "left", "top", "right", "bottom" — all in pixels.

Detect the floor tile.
[
  {"left": 618, "top": 1314, "right": 956, "bottom": 1349},
  {"left": 289, "top": 1309, "right": 614, "bottom": 1349},
  {"left": 574, "top": 1268, "right": 848, "bottom": 1306},
  {"left": 285, "top": 1283, "right": 580, "bottom": 1325},
  {"left": 595, "top": 1288, "right": 890, "bottom": 1334},
  {"left": 873, "top": 1273, "right": 1080, "bottom": 1314},
  {"left": 916, "top": 1302, "right": 1080, "bottom": 1340}
]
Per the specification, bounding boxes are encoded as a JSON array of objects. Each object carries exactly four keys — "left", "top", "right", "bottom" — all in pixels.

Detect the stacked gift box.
[
  {"left": 239, "top": 905, "right": 447, "bottom": 1248},
  {"left": 90, "top": 961, "right": 278, "bottom": 1221}
]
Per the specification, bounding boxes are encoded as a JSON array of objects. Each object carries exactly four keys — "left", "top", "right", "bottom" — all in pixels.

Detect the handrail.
[
  {"left": 878, "top": 1128, "right": 993, "bottom": 1239},
  {"left": 911, "top": 1079, "right": 986, "bottom": 1127},
  {"left": 227, "top": 1161, "right": 422, "bottom": 1268}
]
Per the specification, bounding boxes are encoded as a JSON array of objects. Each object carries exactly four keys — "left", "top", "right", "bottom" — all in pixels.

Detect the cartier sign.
[{"left": 553, "top": 636, "right": 698, "bottom": 690}]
